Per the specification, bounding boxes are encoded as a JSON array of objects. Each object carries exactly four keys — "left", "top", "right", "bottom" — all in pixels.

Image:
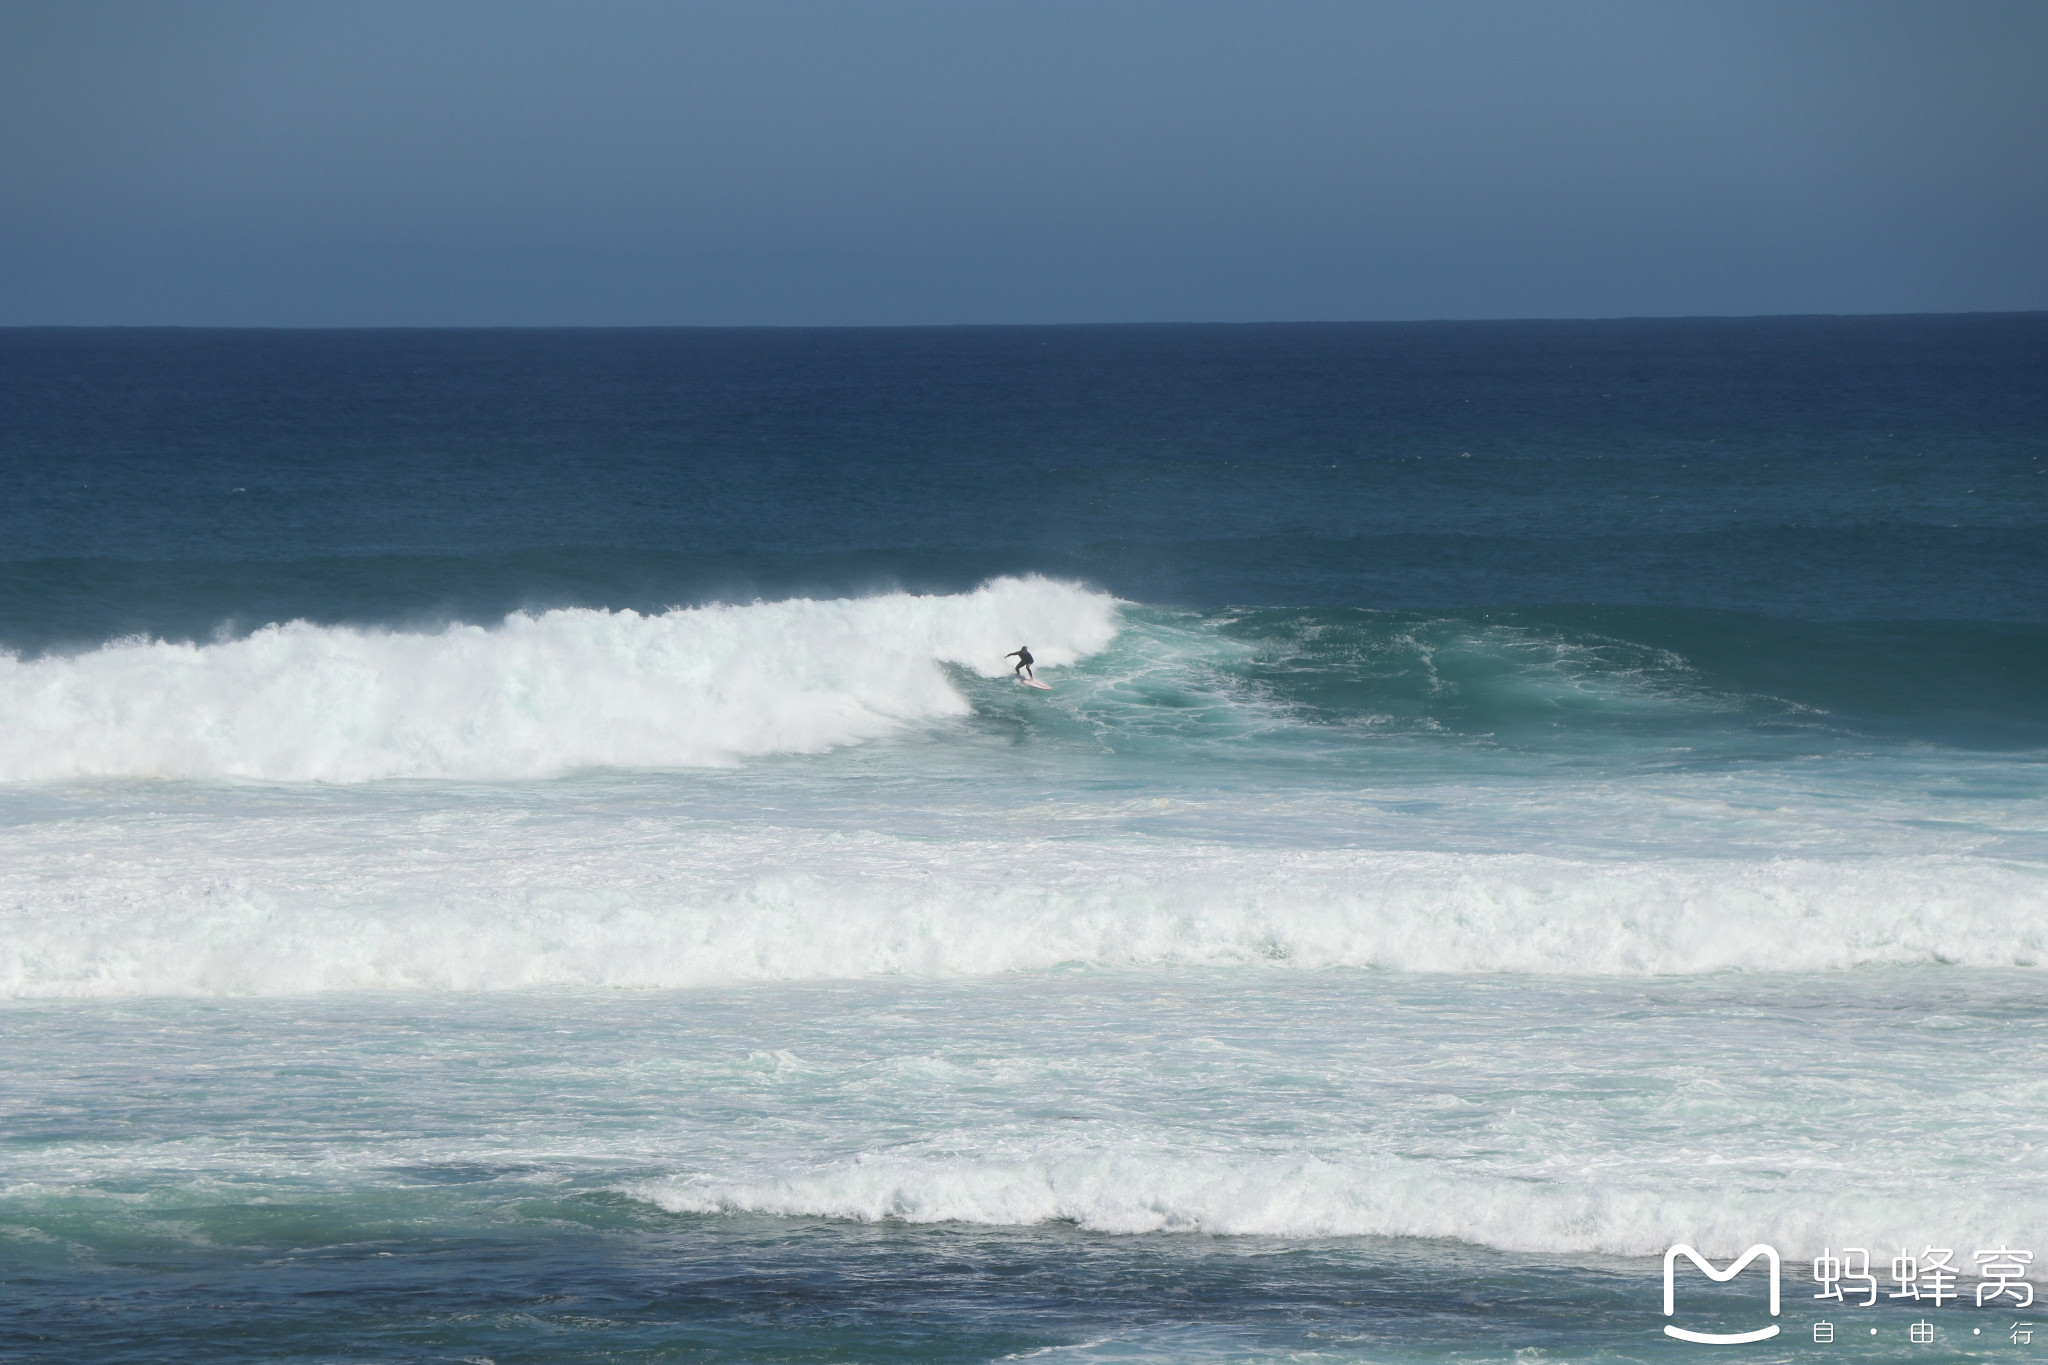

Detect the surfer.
[{"left": 1006, "top": 645, "right": 1035, "bottom": 680}]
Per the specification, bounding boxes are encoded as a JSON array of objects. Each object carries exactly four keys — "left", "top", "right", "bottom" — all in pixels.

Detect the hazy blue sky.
[{"left": 3, "top": 0, "right": 2044, "bottom": 325}]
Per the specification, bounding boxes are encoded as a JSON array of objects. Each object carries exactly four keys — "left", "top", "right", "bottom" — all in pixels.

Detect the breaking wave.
[
  {"left": 0, "top": 577, "right": 1118, "bottom": 782},
  {"left": 625, "top": 1150, "right": 2045, "bottom": 1260}
]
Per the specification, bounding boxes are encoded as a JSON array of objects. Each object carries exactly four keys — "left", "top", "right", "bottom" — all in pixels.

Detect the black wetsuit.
[{"left": 1007, "top": 647, "right": 1035, "bottom": 678}]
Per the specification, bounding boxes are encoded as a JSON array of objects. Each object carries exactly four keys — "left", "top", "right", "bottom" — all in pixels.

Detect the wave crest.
[
  {"left": 625, "top": 1150, "right": 2042, "bottom": 1259},
  {"left": 0, "top": 577, "right": 1117, "bottom": 783}
]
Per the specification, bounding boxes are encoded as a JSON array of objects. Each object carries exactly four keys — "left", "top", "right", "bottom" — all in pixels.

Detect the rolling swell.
[{"left": 1206, "top": 607, "right": 2048, "bottom": 750}]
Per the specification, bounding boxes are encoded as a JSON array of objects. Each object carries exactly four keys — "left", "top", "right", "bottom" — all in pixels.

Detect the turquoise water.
[
  {"left": 2, "top": 318, "right": 2045, "bottom": 1360},
  {"left": 7, "top": 971, "right": 2044, "bottom": 1361}
]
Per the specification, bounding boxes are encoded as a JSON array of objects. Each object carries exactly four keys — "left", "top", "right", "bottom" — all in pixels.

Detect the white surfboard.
[{"left": 1016, "top": 677, "right": 1053, "bottom": 691}]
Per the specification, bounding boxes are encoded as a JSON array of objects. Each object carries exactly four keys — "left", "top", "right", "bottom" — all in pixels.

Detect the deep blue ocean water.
[{"left": 2, "top": 317, "right": 2045, "bottom": 1362}]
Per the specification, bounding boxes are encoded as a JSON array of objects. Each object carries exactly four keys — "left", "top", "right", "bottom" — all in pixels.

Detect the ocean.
[{"left": 2, "top": 316, "right": 2044, "bottom": 1362}]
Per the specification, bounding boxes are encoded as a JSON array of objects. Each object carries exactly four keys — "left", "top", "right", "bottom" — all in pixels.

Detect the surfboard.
[{"left": 1017, "top": 677, "right": 1053, "bottom": 691}]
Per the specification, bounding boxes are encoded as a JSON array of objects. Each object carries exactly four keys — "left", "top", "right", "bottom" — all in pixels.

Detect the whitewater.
[
  {"left": 6, "top": 579, "right": 2044, "bottom": 1000},
  {"left": 7, "top": 318, "right": 2045, "bottom": 1364},
  {"left": 6, "top": 809, "right": 2045, "bottom": 998},
  {"left": 0, "top": 576, "right": 1119, "bottom": 782},
  {"left": 7, "top": 968, "right": 2043, "bottom": 1270}
]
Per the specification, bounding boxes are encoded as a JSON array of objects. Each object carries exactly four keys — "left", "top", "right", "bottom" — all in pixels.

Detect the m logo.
[{"left": 1663, "top": 1244, "right": 1782, "bottom": 1343}]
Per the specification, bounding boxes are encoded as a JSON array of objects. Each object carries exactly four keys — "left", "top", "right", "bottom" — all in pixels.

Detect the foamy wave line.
[
  {"left": 0, "top": 576, "right": 1119, "bottom": 783},
  {"left": 626, "top": 1152, "right": 2047, "bottom": 1260},
  {"left": 5, "top": 833, "right": 2042, "bottom": 997}
]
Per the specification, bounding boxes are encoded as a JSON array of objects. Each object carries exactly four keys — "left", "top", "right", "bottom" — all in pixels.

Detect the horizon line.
[{"left": 4, "top": 308, "right": 2045, "bottom": 333}]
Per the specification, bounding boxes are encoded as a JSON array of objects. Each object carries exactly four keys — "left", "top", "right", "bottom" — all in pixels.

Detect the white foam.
[
  {"left": 0, "top": 577, "right": 1118, "bottom": 783},
  {"left": 4, "top": 803, "right": 2042, "bottom": 997},
  {"left": 625, "top": 1150, "right": 2047, "bottom": 1260}
]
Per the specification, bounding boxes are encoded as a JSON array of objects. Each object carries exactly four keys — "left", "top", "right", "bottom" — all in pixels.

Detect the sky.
[{"left": 2, "top": 0, "right": 2044, "bottom": 326}]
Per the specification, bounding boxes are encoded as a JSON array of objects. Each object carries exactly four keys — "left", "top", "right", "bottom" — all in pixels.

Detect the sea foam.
[
  {"left": 624, "top": 1149, "right": 2045, "bottom": 1260},
  {"left": 5, "top": 808, "right": 2042, "bottom": 997},
  {"left": 0, "top": 577, "right": 1117, "bottom": 782}
]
